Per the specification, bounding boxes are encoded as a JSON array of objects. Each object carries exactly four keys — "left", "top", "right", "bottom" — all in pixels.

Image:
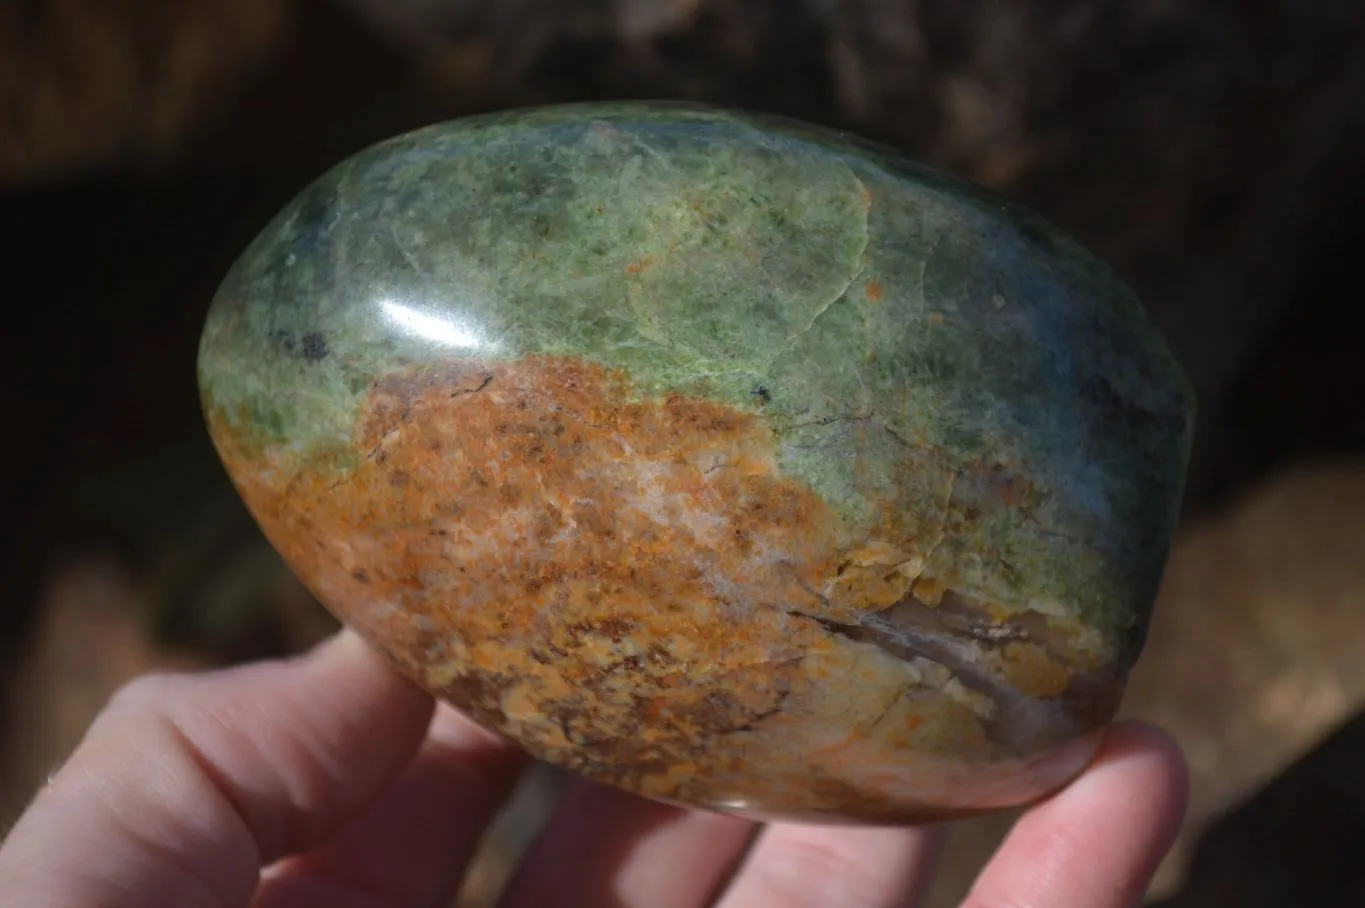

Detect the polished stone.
[{"left": 198, "top": 101, "right": 1194, "bottom": 824}]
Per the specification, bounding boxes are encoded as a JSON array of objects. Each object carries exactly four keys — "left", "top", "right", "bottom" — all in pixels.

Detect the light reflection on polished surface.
[{"left": 379, "top": 298, "right": 495, "bottom": 353}]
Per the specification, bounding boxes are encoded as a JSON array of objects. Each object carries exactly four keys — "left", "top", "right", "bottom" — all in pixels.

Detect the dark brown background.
[{"left": 3, "top": 1, "right": 1365, "bottom": 904}]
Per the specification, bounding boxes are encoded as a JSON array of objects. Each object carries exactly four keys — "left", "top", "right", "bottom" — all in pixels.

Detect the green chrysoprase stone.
[{"left": 199, "top": 102, "right": 1194, "bottom": 824}]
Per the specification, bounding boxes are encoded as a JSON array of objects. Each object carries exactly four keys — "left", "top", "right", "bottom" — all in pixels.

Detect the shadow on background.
[{"left": 1153, "top": 711, "right": 1365, "bottom": 908}]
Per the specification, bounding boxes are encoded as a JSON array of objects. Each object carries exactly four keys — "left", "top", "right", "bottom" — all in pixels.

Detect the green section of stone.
[{"left": 199, "top": 101, "right": 1193, "bottom": 658}]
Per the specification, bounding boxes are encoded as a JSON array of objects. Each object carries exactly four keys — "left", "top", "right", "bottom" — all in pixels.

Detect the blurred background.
[{"left": 3, "top": 0, "right": 1365, "bottom": 904}]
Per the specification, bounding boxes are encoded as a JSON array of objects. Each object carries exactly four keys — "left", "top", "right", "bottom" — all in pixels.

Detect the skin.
[{"left": 0, "top": 630, "right": 1187, "bottom": 908}]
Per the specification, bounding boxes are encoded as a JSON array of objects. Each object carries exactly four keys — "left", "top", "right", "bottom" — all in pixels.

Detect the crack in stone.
[
  {"left": 763, "top": 169, "right": 872, "bottom": 370},
  {"left": 882, "top": 425, "right": 914, "bottom": 449},
  {"left": 911, "top": 469, "right": 958, "bottom": 578},
  {"left": 1027, "top": 523, "right": 1084, "bottom": 546},
  {"left": 789, "top": 596, "right": 1081, "bottom": 755},
  {"left": 389, "top": 220, "right": 436, "bottom": 283},
  {"left": 785, "top": 410, "right": 877, "bottom": 430},
  {"left": 450, "top": 373, "right": 493, "bottom": 396},
  {"left": 776, "top": 410, "right": 958, "bottom": 588},
  {"left": 325, "top": 373, "right": 493, "bottom": 491},
  {"left": 866, "top": 678, "right": 916, "bottom": 731},
  {"left": 917, "top": 593, "right": 1034, "bottom": 646},
  {"left": 790, "top": 573, "right": 837, "bottom": 613},
  {"left": 916, "top": 228, "right": 942, "bottom": 311},
  {"left": 775, "top": 410, "right": 958, "bottom": 591},
  {"left": 728, "top": 686, "right": 795, "bottom": 734},
  {"left": 367, "top": 426, "right": 401, "bottom": 462}
]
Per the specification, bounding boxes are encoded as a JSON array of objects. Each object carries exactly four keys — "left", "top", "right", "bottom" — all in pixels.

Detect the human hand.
[{"left": 0, "top": 631, "right": 1186, "bottom": 907}]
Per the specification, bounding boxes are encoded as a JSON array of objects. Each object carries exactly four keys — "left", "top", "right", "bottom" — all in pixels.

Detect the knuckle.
[
  {"left": 104, "top": 671, "right": 183, "bottom": 717},
  {"left": 750, "top": 837, "right": 898, "bottom": 908}
]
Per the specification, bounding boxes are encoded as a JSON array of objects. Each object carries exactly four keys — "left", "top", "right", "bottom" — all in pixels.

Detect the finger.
[
  {"left": 962, "top": 721, "right": 1188, "bottom": 908},
  {"left": 499, "top": 779, "right": 757, "bottom": 908},
  {"left": 254, "top": 702, "right": 529, "bottom": 908},
  {"left": 0, "top": 631, "right": 434, "bottom": 908},
  {"left": 715, "top": 820, "right": 943, "bottom": 908}
]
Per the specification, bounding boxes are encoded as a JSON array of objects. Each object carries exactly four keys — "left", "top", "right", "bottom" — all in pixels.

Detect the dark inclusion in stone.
[{"left": 198, "top": 101, "right": 1194, "bottom": 824}]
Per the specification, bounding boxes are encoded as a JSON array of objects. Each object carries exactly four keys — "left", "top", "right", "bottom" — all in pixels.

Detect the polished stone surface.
[{"left": 198, "top": 101, "right": 1193, "bottom": 823}]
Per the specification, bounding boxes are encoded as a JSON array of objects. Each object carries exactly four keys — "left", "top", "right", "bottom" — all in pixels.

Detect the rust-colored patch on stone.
[{"left": 209, "top": 355, "right": 1110, "bottom": 822}]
